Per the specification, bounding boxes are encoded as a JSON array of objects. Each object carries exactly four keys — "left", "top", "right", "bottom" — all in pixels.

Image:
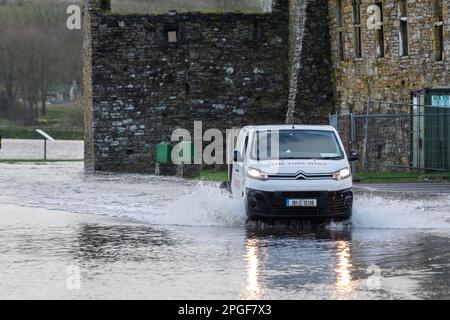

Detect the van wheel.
[
  {"left": 245, "top": 199, "right": 257, "bottom": 221},
  {"left": 245, "top": 198, "right": 251, "bottom": 218}
]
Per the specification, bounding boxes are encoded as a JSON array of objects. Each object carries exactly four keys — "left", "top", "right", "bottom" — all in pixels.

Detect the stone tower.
[
  {"left": 83, "top": 0, "right": 334, "bottom": 173},
  {"left": 286, "top": 0, "right": 334, "bottom": 124}
]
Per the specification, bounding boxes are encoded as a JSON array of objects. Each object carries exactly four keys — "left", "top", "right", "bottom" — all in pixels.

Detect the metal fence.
[{"left": 330, "top": 100, "right": 450, "bottom": 173}]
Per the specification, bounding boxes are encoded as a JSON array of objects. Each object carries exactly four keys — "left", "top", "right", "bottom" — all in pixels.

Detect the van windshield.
[{"left": 250, "top": 130, "right": 344, "bottom": 161}]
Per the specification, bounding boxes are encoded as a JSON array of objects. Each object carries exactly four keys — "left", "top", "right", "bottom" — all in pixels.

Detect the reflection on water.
[
  {"left": 242, "top": 225, "right": 360, "bottom": 300},
  {"left": 75, "top": 224, "right": 177, "bottom": 264},
  {"left": 242, "top": 239, "right": 263, "bottom": 299},
  {"left": 334, "top": 241, "right": 355, "bottom": 298}
]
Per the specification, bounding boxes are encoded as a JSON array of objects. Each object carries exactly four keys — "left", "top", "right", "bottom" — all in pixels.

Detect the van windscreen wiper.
[
  {"left": 320, "top": 156, "right": 343, "bottom": 160},
  {"left": 280, "top": 156, "right": 343, "bottom": 160},
  {"left": 279, "top": 157, "right": 315, "bottom": 160}
]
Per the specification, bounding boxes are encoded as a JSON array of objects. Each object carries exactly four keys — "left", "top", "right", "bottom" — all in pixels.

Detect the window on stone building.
[
  {"left": 433, "top": 25, "right": 444, "bottom": 61},
  {"left": 399, "top": 0, "right": 409, "bottom": 56},
  {"left": 433, "top": 0, "right": 444, "bottom": 61},
  {"left": 337, "top": 0, "right": 344, "bottom": 27},
  {"left": 337, "top": 0, "right": 345, "bottom": 60},
  {"left": 375, "top": 1, "right": 385, "bottom": 58},
  {"left": 167, "top": 30, "right": 178, "bottom": 43},
  {"left": 338, "top": 32, "right": 345, "bottom": 61},
  {"left": 352, "top": 0, "right": 362, "bottom": 58},
  {"left": 433, "top": 0, "right": 444, "bottom": 20},
  {"left": 399, "top": 0, "right": 407, "bottom": 17}
]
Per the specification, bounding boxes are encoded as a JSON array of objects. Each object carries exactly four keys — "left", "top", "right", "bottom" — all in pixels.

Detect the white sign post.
[{"left": 35, "top": 129, "right": 55, "bottom": 160}]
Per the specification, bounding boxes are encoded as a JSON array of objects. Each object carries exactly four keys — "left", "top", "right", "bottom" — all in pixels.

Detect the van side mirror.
[
  {"left": 233, "top": 150, "right": 243, "bottom": 163},
  {"left": 348, "top": 149, "right": 359, "bottom": 162}
]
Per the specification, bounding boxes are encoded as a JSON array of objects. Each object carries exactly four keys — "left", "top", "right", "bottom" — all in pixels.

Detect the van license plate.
[{"left": 286, "top": 199, "right": 317, "bottom": 207}]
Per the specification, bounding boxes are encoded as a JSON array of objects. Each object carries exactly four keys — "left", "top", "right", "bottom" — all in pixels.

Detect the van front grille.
[
  {"left": 268, "top": 172, "right": 334, "bottom": 180},
  {"left": 247, "top": 189, "right": 353, "bottom": 217}
]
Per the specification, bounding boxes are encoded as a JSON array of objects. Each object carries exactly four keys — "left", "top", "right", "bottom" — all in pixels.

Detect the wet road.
[{"left": 1, "top": 162, "right": 450, "bottom": 299}]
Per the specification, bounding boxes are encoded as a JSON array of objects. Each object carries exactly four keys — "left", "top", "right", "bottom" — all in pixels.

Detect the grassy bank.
[
  {"left": 0, "top": 127, "right": 83, "bottom": 140},
  {"left": 198, "top": 169, "right": 450, "bottom": 183},
  {"left": 0, "top": 105, "right": 83, "bottom": 140},
  {"left": 38, "top": 104, "right": 83, "bottom": 128},
  {"left": 0, "top": 118, "right": 14, "bottom": 126},
  {"left": 355, "top": 171, "right": 450, "bottom": 183},
  {"left": 199, "top": 169, "right": 228, "bottom": 182}
]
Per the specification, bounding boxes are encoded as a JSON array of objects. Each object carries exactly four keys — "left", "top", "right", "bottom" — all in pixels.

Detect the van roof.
[{"left": 242, "top": 125, "right": 336, "bottom": 132}]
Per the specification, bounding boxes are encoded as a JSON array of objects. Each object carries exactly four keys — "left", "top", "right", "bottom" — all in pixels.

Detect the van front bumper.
[{"left": 246, "top": 188, "right": 353, "bottom": 220}]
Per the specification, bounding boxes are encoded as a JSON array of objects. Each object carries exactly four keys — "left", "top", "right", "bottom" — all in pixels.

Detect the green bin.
[{"left": 156, "top": 143, "right": 173, "bottom": 164}]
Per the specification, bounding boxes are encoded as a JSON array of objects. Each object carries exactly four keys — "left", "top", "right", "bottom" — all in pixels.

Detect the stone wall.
[
  {"left": 83, "top": 1, "right": 94, "bottom": 172},
  {"left": 329, "top": 0, "right": 450, "bottom": 114},
  {"left": 84, "top": 0, "right": 290, "bottom": 173},
  {"left": 84, "top": 0, "right": 340, "bottom": 173},
  {"left": 286, "top": 0, "right": 335, "bottom": 124}
]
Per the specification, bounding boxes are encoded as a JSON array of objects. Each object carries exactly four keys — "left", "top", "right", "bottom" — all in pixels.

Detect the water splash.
[
  {"left": 157, "top": 187, "right": 450, "bottom": 230},
  {"left": 2, "top": 163, "right": 450, "bottom": 230},
  {"left": 155, "top": 182, "right": 246, "bottom": 227},
  {"left": 352, "top": 195, "right": 450, "bottom": 230}
]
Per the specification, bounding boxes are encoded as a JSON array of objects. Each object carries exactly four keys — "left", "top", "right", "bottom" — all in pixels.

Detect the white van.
[{"left": 231, "top": 125, "right": 358, "bottom": 220}]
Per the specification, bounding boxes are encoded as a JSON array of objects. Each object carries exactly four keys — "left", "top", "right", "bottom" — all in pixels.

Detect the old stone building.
[
  {"left": 328, "top": 0, "right": 450, "bottom": 171},
  {"left": 83, "top": 0, "right": 333, "bottom": 173},
  {"left": 328, "top": 0, "right": 450, "bottom": 113}
]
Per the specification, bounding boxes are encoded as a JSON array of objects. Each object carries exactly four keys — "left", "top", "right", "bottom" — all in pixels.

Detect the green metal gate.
[{"left": 412, "top": 89, "right": 450, "bottom": 171}]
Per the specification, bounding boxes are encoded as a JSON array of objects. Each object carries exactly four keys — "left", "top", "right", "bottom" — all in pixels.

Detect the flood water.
[
  {"left": 1, "top": 162, "right": 450, "bottom": 299},
  {"left": 0, "top": 139, "right": 83, "bottom": 160}
]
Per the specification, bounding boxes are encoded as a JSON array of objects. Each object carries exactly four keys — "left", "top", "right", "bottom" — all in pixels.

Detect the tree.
[{"left": 0, "top": 0, "right": 82, "bottom": 121}]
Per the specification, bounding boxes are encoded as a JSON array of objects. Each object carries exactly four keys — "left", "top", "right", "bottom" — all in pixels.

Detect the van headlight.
[
  {"left": 333, "top": 167, "right": 351, "bottom": 181},
  {"left": 246, "top": 168, "right": 269, "bottom": 181}
]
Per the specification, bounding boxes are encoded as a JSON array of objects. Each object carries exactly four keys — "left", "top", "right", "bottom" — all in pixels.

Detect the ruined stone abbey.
[{"left": 84, "top": 0, "right": 450, "bottom": 173}]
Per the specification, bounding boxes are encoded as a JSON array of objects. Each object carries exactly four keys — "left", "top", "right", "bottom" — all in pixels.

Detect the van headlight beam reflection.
[
  {"left": 246, "top": 168, "right": 269, "bottom": 181},
  {"left": 332, "top": 167, "right": 351, "bottom": 181}
]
